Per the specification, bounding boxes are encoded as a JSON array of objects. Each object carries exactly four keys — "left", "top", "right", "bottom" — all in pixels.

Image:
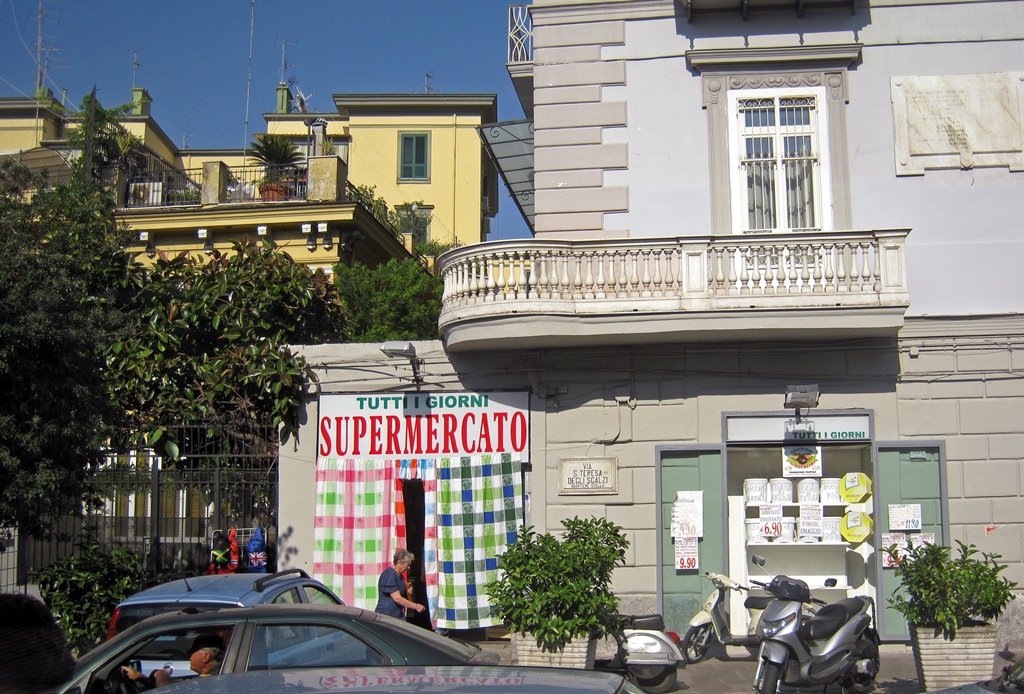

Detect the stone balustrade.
[{"left": 438, "top": 230, "right": 911, "bottom": 350}]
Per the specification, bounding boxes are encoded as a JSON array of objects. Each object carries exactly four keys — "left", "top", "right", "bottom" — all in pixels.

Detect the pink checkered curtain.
[{"left": 313, "top": 457, "right": 397, "bottom": 609}]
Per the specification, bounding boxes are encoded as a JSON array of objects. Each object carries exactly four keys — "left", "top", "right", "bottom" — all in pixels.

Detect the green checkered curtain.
[{"left": 436, "top": 452, "right": 524, "bottom": 629}]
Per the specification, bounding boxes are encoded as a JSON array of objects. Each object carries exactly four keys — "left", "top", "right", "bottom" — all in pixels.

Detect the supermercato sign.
[{"left": 318, "top": 392, "right": 530, "bottom": 461}]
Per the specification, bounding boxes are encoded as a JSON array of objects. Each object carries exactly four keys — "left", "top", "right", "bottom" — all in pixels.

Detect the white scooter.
[
  {"left": 683, "top": 571, "right": 773, "bottom": 662},
  {"left": 595, "top": 614, "right": 686, "bottom": 694},
  {"left": 750, "top": 555, "right": 879, "bottom": 694}
]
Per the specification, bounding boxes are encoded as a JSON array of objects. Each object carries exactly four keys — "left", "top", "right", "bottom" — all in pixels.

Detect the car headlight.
[{"left": 758, "top": 612, "right": 797, "bottom": 638}]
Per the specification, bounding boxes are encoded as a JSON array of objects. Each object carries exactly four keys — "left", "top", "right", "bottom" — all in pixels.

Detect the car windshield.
[{"left": 114, "top": 603, "right": 232, "bottom": 634}]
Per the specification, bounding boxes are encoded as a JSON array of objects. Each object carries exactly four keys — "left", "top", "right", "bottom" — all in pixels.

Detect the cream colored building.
[{"left": 277, "top": 0, "right": 1024, "bottom": 648}]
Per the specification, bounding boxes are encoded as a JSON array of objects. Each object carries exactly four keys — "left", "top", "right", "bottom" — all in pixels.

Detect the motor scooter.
[
  {"left": 595, "top": 614, "right": 686, "bottom": 694},
  {"left": 683, "top": 571, "right": 773, "bottom": 662},
  {"left": 749, "top": 555, "right": 880, "bottom": 694}
]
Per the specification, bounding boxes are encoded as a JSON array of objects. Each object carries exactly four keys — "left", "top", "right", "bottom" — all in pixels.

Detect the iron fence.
[
  {"left": 125, "top": 168, "right": 204, "bottom": 208},
  {"left": 2, "top": 423, "right": 278, "bottom": 593}
]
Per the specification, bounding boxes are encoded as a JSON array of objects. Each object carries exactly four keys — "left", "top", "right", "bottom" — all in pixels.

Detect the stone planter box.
[
  {"left": 512, "top": 632, "right": 596, "bottom": 669},
  {"left": 912, "top": 624, "right": 998, "bottom": 690}
]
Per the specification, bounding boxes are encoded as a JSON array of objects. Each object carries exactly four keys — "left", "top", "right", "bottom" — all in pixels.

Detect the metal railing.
[
  {"left": 345, "top": 181, "right": 403, "bottom": 243},
  {"left": 227, "top": 165, "right": 308, "bottom": 203},
  {"left": 509, "top": 5, "right": 533, "bottom": 64},
  {"left": 125, "top": 168, "right": 203, "bottom": 208},
  {"left": 5, "top": 422, "right": 279, "bottom": 590}
]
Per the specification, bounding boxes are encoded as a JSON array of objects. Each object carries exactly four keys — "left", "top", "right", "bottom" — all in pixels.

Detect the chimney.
[
  {"left": 276, "top": 83, "right": 293, "bottom": 114},
  {"left": 310, "top": 118, "right": 328, "bottom": 156},
  {"left": 131, "top": 87, "right": 152, "bottom": 116}
]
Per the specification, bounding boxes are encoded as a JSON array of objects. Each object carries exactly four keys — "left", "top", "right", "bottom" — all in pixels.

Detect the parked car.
[
  {"left": 158, "top": 665, "right": 645, "bottom": 694},
  {"left": 928, "top": 657, "right": 1024, "bottom": 692},
  {"left": 65, "top": 604, "right": 500, "bottom": 694},
  {"left": 108, "top": 569, "right": 343, "bottom": 637}
]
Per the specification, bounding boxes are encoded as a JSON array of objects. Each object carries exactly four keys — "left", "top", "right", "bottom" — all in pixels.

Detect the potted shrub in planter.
[
  {"left": 487, "top": 516, "right": 628, "bottom": 668},
  {"left": 249, "top": 134, "right": 302, "bottom": 201},
  {"left": 885, "top": 539, "right": 1017, "bottom": 690}
]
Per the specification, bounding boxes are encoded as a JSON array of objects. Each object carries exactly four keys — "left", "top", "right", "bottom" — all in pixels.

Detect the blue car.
[{"left": 108, "top": 569, "right": 343, "bottom": 637}]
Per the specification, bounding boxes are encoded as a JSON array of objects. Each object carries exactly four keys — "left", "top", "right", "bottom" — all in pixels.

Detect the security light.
[
  {"left": 785, "top": 385, "right": 820, "bottom": 410},
  {"left": 380, "top": 341, "right": 417, "bottom": 359}
]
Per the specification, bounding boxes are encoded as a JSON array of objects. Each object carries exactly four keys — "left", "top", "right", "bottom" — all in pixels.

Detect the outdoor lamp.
[
  {"left": 380, "top": 341, "right": 423, "bottom": 387},
  {"left": 784, "top": 385, "right": 820, "bottom": 410}
]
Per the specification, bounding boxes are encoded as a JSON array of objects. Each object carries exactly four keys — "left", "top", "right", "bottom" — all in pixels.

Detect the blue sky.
[{"left": 0, "top": 0, "right": 531, "bottom": 239}]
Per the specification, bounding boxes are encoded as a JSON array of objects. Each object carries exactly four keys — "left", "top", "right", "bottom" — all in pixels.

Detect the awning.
[{"left": 478, "top": 120, "right": 534, "bottom": 234}]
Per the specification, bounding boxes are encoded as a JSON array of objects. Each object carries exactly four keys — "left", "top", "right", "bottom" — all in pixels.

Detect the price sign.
[
  {"left": 881, "top": 532, "right": 907, "bottom": 568},
  {"left": 671, "top": 491, "right": 703, "bottom": 538},
  {"left": 675, "top": 536, "right": 699, "bottom": 570},
  {"left": 888, "top": 504, "right": 922, "bottom": 531},
  {"left": 798, "top": 504, "right": 823, "bottom": 537},
  {"left": 759, "top": 504, "right": 784, "bottom": 538}
]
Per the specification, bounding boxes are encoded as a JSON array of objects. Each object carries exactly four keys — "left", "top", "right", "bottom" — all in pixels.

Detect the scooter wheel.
[
  {"left": 628, "top": 665, "right": 677, "bottom": 694},
  {"left": 754, "top": 661, "right": 781, "bottom": 694},
  {"left": 682, "top": 623, "right": 714, "bottom": 663}
]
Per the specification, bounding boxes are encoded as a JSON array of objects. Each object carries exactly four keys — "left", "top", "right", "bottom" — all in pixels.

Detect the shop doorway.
[{"left": 400, "top": 478, "right": 432, "bottom": 630}]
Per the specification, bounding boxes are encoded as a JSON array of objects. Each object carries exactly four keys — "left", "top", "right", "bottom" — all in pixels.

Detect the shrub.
[
  {"left": 38, "top": 539, "right": 145, "bottom": 655},
  {"left": 885, "top": 539, "right": 1017, "bottom": 639},
  {"left": 487, "top": 516, "right": 628, "bottom": 652}
]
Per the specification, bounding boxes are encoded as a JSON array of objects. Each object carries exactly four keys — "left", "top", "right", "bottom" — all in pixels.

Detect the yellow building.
[{"left": 1, "top": 84, "right": 499, "bottom": 269}]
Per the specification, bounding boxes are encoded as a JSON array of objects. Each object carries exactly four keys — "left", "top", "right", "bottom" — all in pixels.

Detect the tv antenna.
[
  {"left": 278, "top": 39, "right": 297, "bottom": 84},
  {"left": 130, "top": 49, "right": 143, "bottom": 89},
  {"left": 424, "top": 73, "right": 437, "bottom": 94},
  {"left": 289, "top": 81, "right": 313, "bottom": 113}
]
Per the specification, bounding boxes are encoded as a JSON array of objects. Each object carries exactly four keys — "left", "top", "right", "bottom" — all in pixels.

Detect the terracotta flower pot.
[{"left": 259, "top": 183, "right": 287, "bottom": 201}]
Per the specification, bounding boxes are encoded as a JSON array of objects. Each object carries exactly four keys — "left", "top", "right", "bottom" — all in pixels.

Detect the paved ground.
[{"left": 476, "top": 639, "right": 1016, "bottom": 693}]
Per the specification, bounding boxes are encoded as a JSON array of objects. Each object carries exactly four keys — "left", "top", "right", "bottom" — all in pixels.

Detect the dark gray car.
[
  {"left": 65, "top": 604, "right": 500, "bottom": 694},
  {"left": 158, "top": 665, "right": 645, "bottom": 694}
]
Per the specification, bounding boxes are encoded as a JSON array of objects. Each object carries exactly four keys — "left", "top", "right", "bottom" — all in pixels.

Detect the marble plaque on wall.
[{"left": 890, "top": 73, "right": 1024, "bottom": 175}]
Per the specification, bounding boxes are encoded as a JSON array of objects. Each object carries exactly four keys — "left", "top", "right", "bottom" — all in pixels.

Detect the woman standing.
[{"left": 375, "top": 550, "right": 426, "bottom": 620}]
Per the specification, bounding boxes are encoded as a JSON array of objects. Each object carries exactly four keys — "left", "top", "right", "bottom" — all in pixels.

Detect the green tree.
[
  {"left": 106, "top": 238, "right": 345, "bottom": 457},
  {"left": 333, "top": 258, "right": 443, "bottom": 342},
  {"left": 0, "top": 160, "right": 134, "bottom": 534}
]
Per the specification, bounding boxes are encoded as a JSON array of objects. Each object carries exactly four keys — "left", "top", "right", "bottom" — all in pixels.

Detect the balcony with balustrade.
[{"left": 438, "top": 229, "right": 910, "bottom": 351}]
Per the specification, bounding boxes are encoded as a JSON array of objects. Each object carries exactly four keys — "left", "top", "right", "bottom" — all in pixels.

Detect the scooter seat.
[
  {"left": 622, "top": 614, "right": 666, "bottom": 630},
  {"left": 799, "top": 599, "right": 865, "bottom": 641},
  {"left": 744, "top": 596, "right": 774, "bottom": 611}
]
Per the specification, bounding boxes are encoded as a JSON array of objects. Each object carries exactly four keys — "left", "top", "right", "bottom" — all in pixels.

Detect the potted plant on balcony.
[
  {"left": 487, "top": 516, "right": 628, "bottom": 669},
  {"left": 249, "top": 134, "right": 302, "bottom": 201},
  {"left": 885, "top": 539, "right": 1017, "bottom": 691}
]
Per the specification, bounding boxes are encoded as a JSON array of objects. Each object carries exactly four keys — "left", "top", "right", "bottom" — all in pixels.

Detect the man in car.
[{"left": 122, "top": 633, "right": 225, "bottom": 688}]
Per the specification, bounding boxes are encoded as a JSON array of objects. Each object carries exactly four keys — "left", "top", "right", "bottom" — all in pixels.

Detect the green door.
[
  {"left": 875, "top": 446, "right": 944, "bottom": 640},
  {"left": 660, "top": 449, "right": 724, "bottom": 637}
]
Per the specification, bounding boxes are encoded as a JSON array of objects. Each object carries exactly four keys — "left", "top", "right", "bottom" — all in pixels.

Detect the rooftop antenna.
[
  {"left": 242, "top": 0, "right": 255, "bottom": 152},
  {"left": 130, "top": 49, "right": 143, "bottom": 89},
  {"left": 290, "top": 82, "right": 313, "bottom": 113},
  {"left": 424, "top": 73, "right": 436, "bottom": 94},
  {"left": 181, "top": 132, "right": 192, "bottom": 149},
  {"left": 278, "top": 38, "right": 297, "bottom": 85}
]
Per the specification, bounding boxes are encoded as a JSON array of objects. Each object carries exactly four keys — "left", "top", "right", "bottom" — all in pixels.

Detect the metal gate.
[{"left": 7, "top": 423, "right": 278, "bottom": 591}]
